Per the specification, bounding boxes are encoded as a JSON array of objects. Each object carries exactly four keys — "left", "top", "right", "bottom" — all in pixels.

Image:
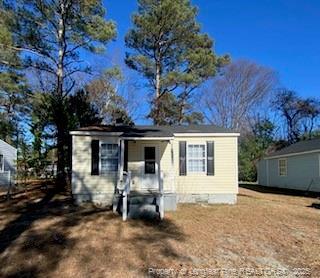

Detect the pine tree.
[
  {"left": 3, "top": 0, "right": 116, "bottom": 187},
  {"left": 0, "top": 2, "right": 28, "bottom": 145},
  {"left": 125, "top": 0, "right": 229, "bottom": 124}
]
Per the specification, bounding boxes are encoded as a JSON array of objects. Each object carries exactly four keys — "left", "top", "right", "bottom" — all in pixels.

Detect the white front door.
[{"left": 140, "top": 144, "right": 159, "bottom": 191}]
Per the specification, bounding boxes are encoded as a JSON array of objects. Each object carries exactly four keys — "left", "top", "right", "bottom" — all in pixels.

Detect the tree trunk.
[
  {"left": 55, "top": 1, "right": 67, "bottom": 189},
  {"left": 56, "top": 115, "right": 67, "bottom": 190},
  {"left": 154, "top": 61, "right": 161, "bottom": 125},
  {"left": 154, "top": 45, "right": 161, "bottom": 125},
  {"left": 178, "top": 92, "right": 187, "bottom": 125}
]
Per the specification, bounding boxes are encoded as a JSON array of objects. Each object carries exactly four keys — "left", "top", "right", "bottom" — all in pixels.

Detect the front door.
[{"left": 140, "top": 145, "right": 159, "bottom": 191}]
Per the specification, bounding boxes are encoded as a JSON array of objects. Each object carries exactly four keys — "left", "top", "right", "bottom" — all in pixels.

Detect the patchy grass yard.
[{"left": 0, "top": 182, "right": 319, "bottom": 277}]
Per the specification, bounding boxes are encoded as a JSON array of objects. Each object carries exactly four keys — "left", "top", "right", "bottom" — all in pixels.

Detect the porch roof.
[{"left": 71, "top": 124, "right": 239, "bottom": 138}]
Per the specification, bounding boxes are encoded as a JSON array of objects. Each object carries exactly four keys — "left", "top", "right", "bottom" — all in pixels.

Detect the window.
[
  {"left": 145, "top": 147, "right": 156, "bottom": 174},
  {"left": 0, "top": 154, "right": 3, "bottom": 172},
  {"left": 278, "top": 159, "right": 287, "bottom": 176},
  {"left": 187, "top": 144, "right": 206, "bottom": 173},
  {"left": 100, "top": 143, "right": 118, "bottom": 174}
]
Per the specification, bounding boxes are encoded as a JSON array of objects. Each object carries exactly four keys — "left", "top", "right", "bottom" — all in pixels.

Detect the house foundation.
[{"left": 177, "top": 193, "right": 237, "bottom": 205}]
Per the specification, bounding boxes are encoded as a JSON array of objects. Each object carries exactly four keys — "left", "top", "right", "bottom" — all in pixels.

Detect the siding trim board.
[
  {"left": 265, "top": 149, "right": 320, "bottom": 159},
  {"left": 71, "top": 131, "right": 123, "bottom": 136},
  {"left": 174, "top": 133, "right": 240, "bottom": 137},
  {"left": 70, "top": 131, "right": 240, "bottom": 138},
  {"left": 121, "top": 137, "right": 173, "bottom": 140}
]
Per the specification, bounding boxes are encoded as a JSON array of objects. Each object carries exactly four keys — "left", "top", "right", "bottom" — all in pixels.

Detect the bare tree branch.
[{"left": 203, "top": 60, "right": 277, "bottom": 132}]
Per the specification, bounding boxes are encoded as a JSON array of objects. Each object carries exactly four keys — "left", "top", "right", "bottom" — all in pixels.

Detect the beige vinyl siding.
[
  {"left": 259, "top": 152, "right": 320, "bottom": 192},
  {"left": 72, "top": 135, "right": 239, "bottom": 196},
  {"left": 173, "top": 136, "right": 238, "bottom": 194},
  {"left": 72, "top": 135, "right": 119, "bottom": 195}
]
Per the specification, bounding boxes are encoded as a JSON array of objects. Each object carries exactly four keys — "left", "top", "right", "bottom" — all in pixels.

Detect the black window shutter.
[
  {"left": 91, "top": 140, "right": 99, "bottom": 175},
  {"left": 207, "top": 141, "right": 214, "bottom": 176},
  {"left": 179, "top": 141, "right": 186, "bottom": 176}
]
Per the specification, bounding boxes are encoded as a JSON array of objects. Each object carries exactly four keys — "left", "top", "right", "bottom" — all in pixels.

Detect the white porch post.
[
  {"left": 159, "top": 170, "right": 164, "bottom": 220},
  {"left": 117, "top": 139, "right": 125, "bottom": 190},
  {"left": 122, "top": 171, "right": 131, "bottom": 221},
  {"left": 120, "top": 139, "right": 125, "bottom": 178},
  {"left": 123, "top": 190, "right": 128, "bottom": 221},
  {"left": 170, "top": 140, "right": 175, "bottom": 192}
]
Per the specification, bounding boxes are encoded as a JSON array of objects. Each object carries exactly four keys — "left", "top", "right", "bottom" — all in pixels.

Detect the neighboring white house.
[
  {"left": 258, "top": 138, "right": 320, "bottom": 193},
  {"left": 70, "top": 125, "right": 240, "bottom": 219},
  {"left": 0, "top": 139, "right": 17, "bottom": 187}
]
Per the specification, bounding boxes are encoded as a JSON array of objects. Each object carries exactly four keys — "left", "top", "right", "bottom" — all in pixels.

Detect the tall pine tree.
[
  {"left": 125, "top": 0, "right": 229, "bottom": 124},
  {"left": 4, "top": 0, "right": 116, "bottom": 187},
  {"left": 0, "top": 2, "right": 28, "bottom": 145}
]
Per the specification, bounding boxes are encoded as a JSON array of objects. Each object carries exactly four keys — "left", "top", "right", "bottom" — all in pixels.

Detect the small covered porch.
[{"left": 114, "top": 135, "right": 176, "bottom": 220}]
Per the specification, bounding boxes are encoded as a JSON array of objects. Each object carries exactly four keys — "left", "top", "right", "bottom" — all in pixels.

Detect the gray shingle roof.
[
  {"left": 75, "top": 125, "right": 237, "bottom": 137},
  {"left": 266, "top": 138, "right": 320, "bottom": 158}
]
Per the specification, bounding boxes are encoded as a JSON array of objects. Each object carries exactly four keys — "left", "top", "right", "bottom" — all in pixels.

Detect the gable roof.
[
  {"left": 265, "top": 138, "right": 320, "bottom": 158},
  {"left": 0, "top": 139, "right": 17, "bottom": 151},
  {"left": 71, "top": 125, "right": 239, "bottom": 138}
]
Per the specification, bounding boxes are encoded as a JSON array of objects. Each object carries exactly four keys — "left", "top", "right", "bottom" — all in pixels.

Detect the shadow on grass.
[
  {"left": 121, "top": 216, "right": 188, "bottom": 274},
  {"left": 0, "top": 181, "right": 185, "bottom": 277},
  {"left": 240, "top": 183, "right": 320, "bottom": 198},
  {"left": 308, "top": 203, "right": 320, "bottom": 209},
  {"left": 0, "top": 181, "right": 112, "bottom": 277}
]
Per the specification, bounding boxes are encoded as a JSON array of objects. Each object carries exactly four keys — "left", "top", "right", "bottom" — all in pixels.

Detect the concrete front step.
[
  {"left": 128, "top": 203, "right": 159, "bottom": 219},
  {"left": 113, "top": 193, "right": 161, "bottom": 219},
  {"left": 129, "top": 196, "right": 157, "bottom": 205}
]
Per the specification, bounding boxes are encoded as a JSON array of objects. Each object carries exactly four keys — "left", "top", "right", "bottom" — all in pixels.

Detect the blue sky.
[{"left": 103, "top": 0, "right": 320, "bottom": 100}]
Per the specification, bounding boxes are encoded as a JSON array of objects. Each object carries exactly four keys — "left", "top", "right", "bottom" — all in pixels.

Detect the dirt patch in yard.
[{"left": 0, "top": 182, "right": 319, "bottom": 277}]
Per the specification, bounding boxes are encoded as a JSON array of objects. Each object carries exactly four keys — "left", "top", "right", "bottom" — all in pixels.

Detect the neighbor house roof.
[
  {"left": 70, "top": 125, "right": 239, "bottom": 138},
  {"left": 0, "top": 139, "right": 17, "bottom": 151},
  {"left": 265, "top": 138, "right": 320, "bottom": 159}
]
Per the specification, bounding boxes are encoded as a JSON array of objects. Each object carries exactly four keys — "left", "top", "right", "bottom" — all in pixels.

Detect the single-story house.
[
  {"left": 70, "top": 125, "right": 240, "bottom": 219},
  {"left": 258, "top": 138, "right": 320, "bottom": 192},
  {"left": 0, "top": 139, "right": 17, "bottom": 187}
]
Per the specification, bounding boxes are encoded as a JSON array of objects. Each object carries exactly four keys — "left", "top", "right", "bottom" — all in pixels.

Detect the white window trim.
[
  {"left": 186, "top": 143, "right": 207, "bottom": 174},
  {"left": 278, "top": 158, "right": 287, "bottom": 177},
  {"left": 99, "top": 141, "right": 120, "bottom": 175},
  {"left": 0, "top": 154, "right": 3, "bottom": 172}
]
